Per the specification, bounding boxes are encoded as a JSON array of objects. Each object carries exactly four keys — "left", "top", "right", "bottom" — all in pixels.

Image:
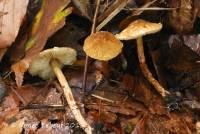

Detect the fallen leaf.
[
  {"left": 196, "top": 121, "right": 200, "bottom": 134},
  {"left": 12, "top": 84, "right": 45, "bottom": 104},
  {"left": 0, "top": 95, "right": 19, "bottom": 122},
  {"left": 100, "top": 110, "right": 117, "bottom": 124},
  {"left": 131, "top": 114, "right": 148, "bottom": 134},
  {"left": 44, "top": 88, "right": 62, "bottom": 105},
  {"left": 183, "top": 34, "right": 200, "bottom": 56},
  {"left": 164, "top": 114, "right": 193, "bottom": 134},
  {"left": 0, "top": 48, "right": 7, "bottom": 61},
  {"left": 169, "top": 0, "right": 196, "bottom": 33},
  {"left": 0, "top": 77, "right": 6, "bottom": 101},
  {"left": 149, "top": 96, "right": 167, "bottom": 115},
  {"left": 120, "top": 113, "right": 143, "bottom": 133},
  {"left": 11, "top": 0, "right": 72, "bottom": 87},
  {"left": 94, "top": 61, "right": 110, "bottom": 77},
  {"left": 35, "top": 119, "right": 52, "bottom": 134},
  {"left": 72, "top": 0, "right": 91, "bottom": 19},
  {"left": 85, "top": 85, "right": 146, "bottom": 116},
  {"left": 0, "top": 0, "right": 28, "bottom": 61},
  {"left": 2, "top": 95, "right": 18, "bottom": 109},
  {"left": 0, "top": 118, "right": 25, "bottom": 134},
  {"left": 122, "top": 73, "right": 153, "bottom": 105},
  {"left": 145, "top": 114, "right": 168, "bottom": 134},
  {"left": 0, "top": 0, "right": 28, "bottom": 49}
]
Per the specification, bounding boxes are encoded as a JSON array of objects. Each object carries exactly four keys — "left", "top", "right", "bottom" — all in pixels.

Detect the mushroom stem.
[
  {"left": 50, "top": 59, "right": 92, "bottom": 134},
  {"left": 136, "top": 36, "right": 169, "bottom": 97}
]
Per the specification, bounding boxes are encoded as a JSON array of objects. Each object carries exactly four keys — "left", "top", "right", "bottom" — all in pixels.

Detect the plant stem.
[
  {"left": 51, "top": 60, "right": 92, "bottom": 134},
  {"left": 82, "top": 0, "right": 101, "bottom": 92},
  {"left": 136, "top": 36, "right": 169, "bottom": 97}
]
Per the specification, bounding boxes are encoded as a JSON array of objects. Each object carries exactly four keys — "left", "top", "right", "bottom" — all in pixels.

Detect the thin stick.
[
  {"left": 82, "top": 0, "right": 101, "bottom": 92},
  {"left": 127, "top": 7, "right": 177, "bottom": 11},
  {"left": 91, "top": 94, "right": 114, "bottom": 103},
  {"left": 136, "top": 37, "right": 169, "bottom": 97},
  {"left": 11, "top": 87, "right": 27, "bottom": 105},
  {"left": 131, "top": 0, "right": 157, "bottom": 16},
  {"left": 19, "top": 104, "right": 65, "bottom": 110},
  {"left": 96, "top": 0, "right": 127, "bottom": 31},
  {"left": 51, "top": 60, "right": 92, "bottom": 134}
]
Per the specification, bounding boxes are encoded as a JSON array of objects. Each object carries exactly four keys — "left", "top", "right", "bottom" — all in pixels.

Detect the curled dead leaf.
[
  {"left": 11, "top": 0, "right": 71, "bottom": 87},
  {"left": 11, "top": 59, "right": 30, "bottom": 87}
]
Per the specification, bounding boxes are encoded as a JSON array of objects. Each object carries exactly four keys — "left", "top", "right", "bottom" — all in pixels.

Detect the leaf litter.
[{"left": 0, "top": 0, "right": 200, "bottom": 133}]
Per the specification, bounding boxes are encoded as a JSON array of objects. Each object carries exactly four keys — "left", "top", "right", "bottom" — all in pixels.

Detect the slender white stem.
[{"left": 51, "top": 60, "right": 92, "bottom": 134}]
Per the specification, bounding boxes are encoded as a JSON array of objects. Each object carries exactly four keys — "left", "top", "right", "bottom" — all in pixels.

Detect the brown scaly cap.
[
  {"left": 115, "top": 19, "right": 162, "bottom": 40},
  {"left": 83, "top": 31, "right": 123, "bottom": 61}
]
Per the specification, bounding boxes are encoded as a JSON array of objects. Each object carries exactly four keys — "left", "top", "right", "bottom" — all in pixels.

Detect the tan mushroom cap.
[
  {"left": 83, "top": 31, "right": 123, "bottom": 61},
  {"left": 115, "top": 19, "right": 162, "bottom": 40},
  {"left": 28, "top": 47, "right": 77, "bottom": 80}
]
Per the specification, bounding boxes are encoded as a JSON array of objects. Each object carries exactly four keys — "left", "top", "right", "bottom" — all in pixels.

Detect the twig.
[
  {"left": 91, "top": 94, "right": 114, "bottom": 103},
  {"left": 127, "top": 7, "right": 177, "bottom": 11},
  {"left": 2, "top": 70, "right": 12, "bottom": 79},
  {"left": 19, "top": 104, "right": 65, "bottom": 110},
  {"left": 131, "top": 0, "right": 157, "bottom": 16},
  {"left": 96, "top": 0, "right": 127, "bottom": 31},
  {"left": 82, "top": 0, "right": 101, "bottom": 92},
  {"left": 10, "top": 87, "right": 27, "bottom": 105}
]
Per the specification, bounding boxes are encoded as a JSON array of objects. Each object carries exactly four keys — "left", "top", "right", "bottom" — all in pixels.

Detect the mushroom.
[
  {"left": 28, "top": 47, "right": 92, "bottom": 134},
  {"left": 115, "top": 19, "right": 169, "bottom": 97},
  {"left": 83, "top": 31, "right": 123, "bottom": 61}
]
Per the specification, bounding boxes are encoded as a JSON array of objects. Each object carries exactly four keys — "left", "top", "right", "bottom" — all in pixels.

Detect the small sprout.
[
  {"left": 115, "top": 19, "right": 169, "bottom": 97},
  {"left": 28, "top": 47, "right": 92, "bottom": 134},
  {"left": 83, "top": 31, "right": 123, "bottom": 61}
]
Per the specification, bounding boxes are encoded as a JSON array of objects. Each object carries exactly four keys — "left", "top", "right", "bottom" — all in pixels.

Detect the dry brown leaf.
[
  {"left": 12, "top": 84, "right": 44, "bottom": 104},
  {"left": 131, "top": 114, "right": 148, "bottom": 134},
  {"left": 0, "top": 0, "right": 28, "bottom": 60},
  {"left": 44, "top": 88, "right": 62, "bottom": 105},
  {"left": 72, "top": 0, "right": 90, "bottom": 19},
  {"left": 2, "top": 95, "right": 18, "bottom": 109},
  {"left": 94, "top": 61, "right": 110, "bottom": 77},
  {"left": 0, "top": 118, "right": 25, "bottom": 134},
  {"left": 164, "top": 114, "right": 193, "bottom": 134},
  {"left": 122, "top": 73, "right": 153, "bottom": 105},
  {"left": 169, "top": 0, "right": 196, "bottom": 33},
  {"left": 0, "top": 0, "right": 28, "bottom": 48},
  {"left": 148, "top": 96, "right": 167, "bottom": 115},
  {"left": 35, "top": 119, "right": 52, "bottom": 134},
  {"left": 86, "top": 86, "right": 146, "bottom": 116},
  {"left": 11, "top": 0, "right": 71, "bottom": 87},
  {"left": 0, "top": 95, "right": 19, "bottom": 122},
  {"left": 0, "top": 48, "right": 7, "bottom": 60}
]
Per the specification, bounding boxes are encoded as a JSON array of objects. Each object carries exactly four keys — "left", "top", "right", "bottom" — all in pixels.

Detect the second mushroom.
[
  {"left": 28, "top": 47, "right": 92, "bottom": 134},
  {"left": 115, "top": 19, "right": 169, "bottom": 97}
]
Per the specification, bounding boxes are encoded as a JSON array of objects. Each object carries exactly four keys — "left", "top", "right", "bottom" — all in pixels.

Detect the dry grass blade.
[
  {"left": 82, "top": 0, "right": 101, "bottom": 92},
  {"left": 129, "top": 7, "right": 177, "bottom": 11},
  {"left": 96, "top": 0, "right": 127, "bottom": 31},
  {"left": 131, "top": 0, "right": 157, "bottom": 16}
]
